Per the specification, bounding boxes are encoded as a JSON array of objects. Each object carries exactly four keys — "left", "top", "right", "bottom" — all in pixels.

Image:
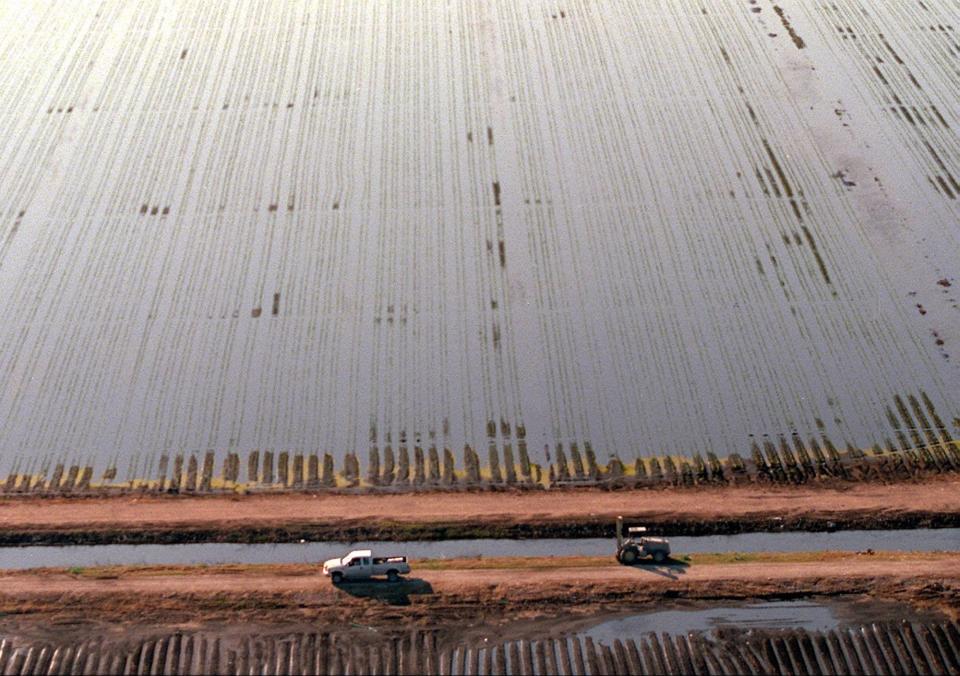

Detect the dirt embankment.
[
  {"left": 1, "top": 477, "right": 958, "bottom": 545},
  {"left": 1, "top": 553, "right": 957, "bottom": 626}
]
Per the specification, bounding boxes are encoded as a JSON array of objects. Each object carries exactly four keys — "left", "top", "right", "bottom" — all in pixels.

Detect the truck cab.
[{"left": 340, "top": 551, "right": 373, "bottom": 579}]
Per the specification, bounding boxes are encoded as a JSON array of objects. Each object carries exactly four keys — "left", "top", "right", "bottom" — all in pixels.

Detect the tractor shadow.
[
  {"left": 331, "top": 577, "right": 434, "bottom": 606},
  {"left": 625, "top": 558, "right": 690, "bottom": 580}
]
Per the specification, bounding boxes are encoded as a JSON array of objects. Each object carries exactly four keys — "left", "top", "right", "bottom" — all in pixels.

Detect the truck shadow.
[
  {"left": 332, "top": 577, "right": 434, "bottom": 606},
  {"left": 625, "top": 558, "right": 690, "bottom": 581}
]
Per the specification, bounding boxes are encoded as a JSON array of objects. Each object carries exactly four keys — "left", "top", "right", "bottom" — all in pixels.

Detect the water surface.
[
  {"left": 0, "top": 1, "right": 957, "bottom": 477},
  {"left": 3, "top": 528, "right": 956, "bottom": 570}
]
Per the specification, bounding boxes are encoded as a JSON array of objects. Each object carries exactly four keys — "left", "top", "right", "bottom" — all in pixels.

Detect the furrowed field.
[{"left": 0, "top": 0, "right": 958, "bottom": 488}]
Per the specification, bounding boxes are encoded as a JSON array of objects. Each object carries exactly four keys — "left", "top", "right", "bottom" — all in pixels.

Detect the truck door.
[
  {"left": 348, "top": 556, "right": 372, "bottom": 579},
  {"left": 345, "top": 556, "right": 362, "bottom": 579}
]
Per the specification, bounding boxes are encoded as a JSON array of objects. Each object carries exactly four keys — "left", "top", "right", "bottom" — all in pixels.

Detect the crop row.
[
  {"left": 1, "top": 619, "right": 958, "bottom": 674},
  {"left": 1, "top": 437, "right": 958, "bottom": 497}
]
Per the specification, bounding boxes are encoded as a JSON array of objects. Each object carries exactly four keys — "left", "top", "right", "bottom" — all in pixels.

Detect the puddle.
[
  {"left": 584, "top": 600, "right": 840, "bottom": 640},
  {"left": 1, "top": 528, "right": 956, "bottom": 570},
  {"left": 578, "top": 596, "right": 951, "bottom": 642}
]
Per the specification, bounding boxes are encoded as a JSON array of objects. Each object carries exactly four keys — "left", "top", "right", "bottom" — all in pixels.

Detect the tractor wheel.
[
  {"left": 652, "top": 550, "right": 667, "bottom": 564},
  {"left": 387, "top": 569, "right": 400, "bottom": 583},
  {"left": 331, "top": 572, "right": 344, "bottom": 584},
  {"left": 618, "top": 546, "right": 640, "bottom": 565}
]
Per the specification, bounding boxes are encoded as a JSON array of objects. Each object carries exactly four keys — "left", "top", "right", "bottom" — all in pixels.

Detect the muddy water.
[
  {"left": 585, "top": 601, "right": 841, "bottom": 639},
  {"left": 0, "top": 600, "right": 951, "bottom": 671},
  {"left": 2, "top": 528, "right": 956, "bottom": 570},
  {"left": 0, "top": 1, "right": 958, "bottom": 478},
  {"left": 2, "top": 615, "right": 957, "bottom": 676},
  {"left": 439, "top": 597, "right": 949, "bottom": 645}
]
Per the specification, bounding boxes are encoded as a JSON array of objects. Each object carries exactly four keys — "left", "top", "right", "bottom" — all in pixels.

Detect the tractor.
[{"left": 615, "top": 516, "right": 671, "bottom": 565}]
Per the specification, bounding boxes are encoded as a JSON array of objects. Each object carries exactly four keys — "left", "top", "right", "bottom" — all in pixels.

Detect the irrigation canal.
[{"left": 2, "top": 528, "right": 957, "bottom": 570}]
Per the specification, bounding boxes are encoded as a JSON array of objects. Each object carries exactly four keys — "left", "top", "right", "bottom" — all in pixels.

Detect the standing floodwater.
[{"left": 0, "top": 1, "right": 958, "bottom": 478}]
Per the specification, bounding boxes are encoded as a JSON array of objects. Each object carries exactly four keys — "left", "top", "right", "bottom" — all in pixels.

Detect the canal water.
[{"left": 2, "top": 528, "right": 956, "bottom": 570}]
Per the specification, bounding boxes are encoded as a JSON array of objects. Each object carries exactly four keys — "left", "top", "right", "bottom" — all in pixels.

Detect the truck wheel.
[
  {"left": 618, "top": 546, "right": 640, "bottom": 565},
  {"left": 387, "top": 569, "right": 399, "bottom": 583},
  {"left": 653, "top": 550, "right": 667, "bottom": 564},
  {"left": 331, "top": 572, "right": 343, "bottom": 584}
]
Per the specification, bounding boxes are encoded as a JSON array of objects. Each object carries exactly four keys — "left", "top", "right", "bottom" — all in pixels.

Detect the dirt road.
[
  {"left": 1, "top": 477, "right": 958, "bottom": 544},
  {"left": 2, "top": 553, "right": 957, "bottom": 626},
  {"left": 4, "top": 554, "right": 958, "bottom": 595}
]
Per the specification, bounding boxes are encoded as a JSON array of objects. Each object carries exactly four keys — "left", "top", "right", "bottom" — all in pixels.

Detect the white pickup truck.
[{"left": 322, "top": 549, "right": 411, "bottom": 584}]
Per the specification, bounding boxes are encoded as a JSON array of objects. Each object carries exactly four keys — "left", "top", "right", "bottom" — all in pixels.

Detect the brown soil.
[
  {"left": 1, "top": 553, "right": 957, "bottom": 627},
  {"left": 1, "top": 476, "right": 958, "bottom": 544}
]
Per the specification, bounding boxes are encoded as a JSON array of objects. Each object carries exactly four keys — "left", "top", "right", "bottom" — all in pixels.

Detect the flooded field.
[
  {"left": 0, "top": 0, "right": 958, "bottom": 478},
  {"left": 0, "top": 612, "right": 957, "bottom": 675}
]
